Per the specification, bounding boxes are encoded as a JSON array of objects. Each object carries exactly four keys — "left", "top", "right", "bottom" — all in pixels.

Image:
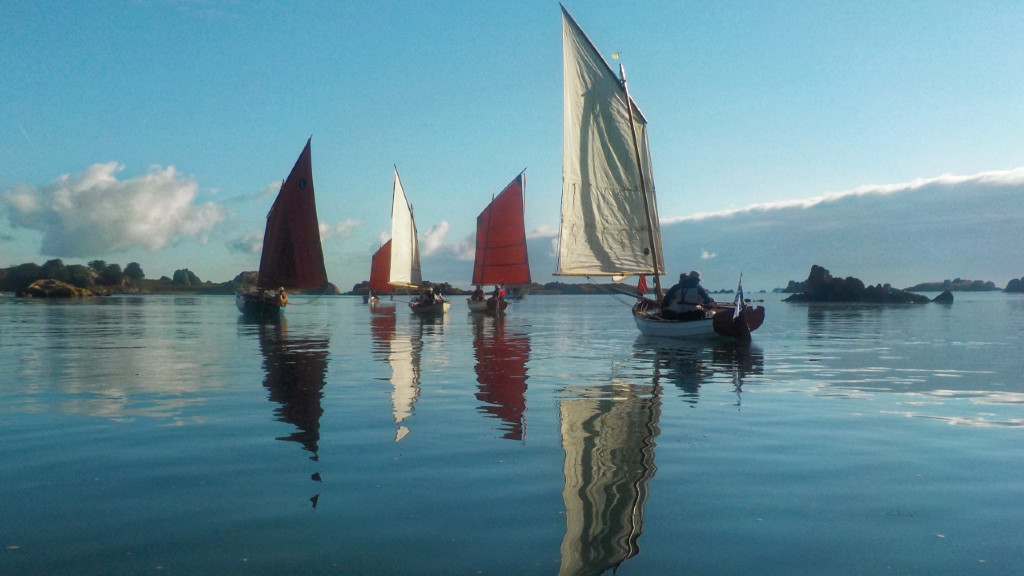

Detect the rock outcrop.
[
  {"left": 784, "top": 265, "right": 931, "bottom": 303},
  {"left": 17, "top": 279, "right": 94, "bottom": 298}
]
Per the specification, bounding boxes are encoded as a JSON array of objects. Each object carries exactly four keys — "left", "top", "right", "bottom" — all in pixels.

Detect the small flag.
[
  {"left": 612, "top": 52, "right": 620, "bottom": 59},
  {"left": 733, "top": 273, "right": 744, "bottom": 320},
  {"left": 637, "top": 275, "right": 648, "bottom": 297}
]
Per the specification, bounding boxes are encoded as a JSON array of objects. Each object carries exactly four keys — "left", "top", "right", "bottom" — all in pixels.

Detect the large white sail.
[
  {"left": 558, "top": 6, "right": 664, "bottom": 277},
  {"left": 389, "top": 168, "right": 422, "bottom": 288}
]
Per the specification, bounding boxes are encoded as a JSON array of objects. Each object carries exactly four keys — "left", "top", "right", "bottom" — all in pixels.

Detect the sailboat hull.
[
  {"left": 467, "top": 298, "right": 508, "bottom": 314},
  {"left": 236, "top": 291, "right": 285, "bottom": 321},
  {"left": 633, "top": 309, "right": 716, "bottom": 339},
  {"left": 632, "top": 305, "right": 765, "bottom": 342},
  {"left": 409, "top": 300, "right": 451, "bottom": 315}
]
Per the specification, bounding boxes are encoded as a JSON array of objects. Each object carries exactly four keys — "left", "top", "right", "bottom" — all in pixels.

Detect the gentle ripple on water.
[{"left": 1, "top": 292, "right": 1023, "bottom": 575}]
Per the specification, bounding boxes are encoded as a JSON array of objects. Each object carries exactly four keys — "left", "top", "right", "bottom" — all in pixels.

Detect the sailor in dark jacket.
[{"left": 662, "top": 270, "right": 714, "bottom": 320}]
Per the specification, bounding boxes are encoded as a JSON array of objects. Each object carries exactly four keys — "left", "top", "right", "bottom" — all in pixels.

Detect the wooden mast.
[{"left": 619, "top": 63, "right": 663, "bottom": 302}]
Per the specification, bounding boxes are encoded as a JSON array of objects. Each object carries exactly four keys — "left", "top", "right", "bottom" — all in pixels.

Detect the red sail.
[
  {"left": 369, "top": 240, "right": 393, "bottom": 293},
  {"left": 258, "top": 138, "right": 329, "bottom": 291},
  {"left": 472, "top": 174, "right": 531, "bottom": 286}
]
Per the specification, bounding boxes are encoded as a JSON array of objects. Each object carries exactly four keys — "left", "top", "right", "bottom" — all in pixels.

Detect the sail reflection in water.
[
  {"left": 558, "top": 382, "right": 660, "bottom": 576},
  {"left": 257, "top": 321, "right": 329, "bottom": 506},
  {"left": 472, "top": 314, "right": 530, "bottom": 440},
  {"left": 370, "top": 304, "right": 422, "bottom": 442}
]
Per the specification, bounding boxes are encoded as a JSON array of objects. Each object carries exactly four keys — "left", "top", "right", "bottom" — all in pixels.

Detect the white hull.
[
  {"left": 467, "top": 299, "right": 489, "bottom": 312},
  {"left": 632, "top": 309, "right": 716, "bottom": 339}
]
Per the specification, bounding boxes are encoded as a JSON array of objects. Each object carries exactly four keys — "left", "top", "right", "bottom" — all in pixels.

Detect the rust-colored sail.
[
  {"left": 472, "top": 173, "right": 531, "bottom": 286},
  {"left": 258, "top": 138, "right": 328, "bottom": 291},
  {"left": 369, "top": 240, "right": 393, "bottom": 293}
]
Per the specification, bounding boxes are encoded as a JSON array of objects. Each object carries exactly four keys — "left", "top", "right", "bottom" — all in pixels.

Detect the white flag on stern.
[{"left": 733, "top": 273, "right": 744, "bottom": 320}]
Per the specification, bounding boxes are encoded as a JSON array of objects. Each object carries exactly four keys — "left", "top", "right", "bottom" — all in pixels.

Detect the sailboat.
[
  {"left": 365, "top": 239, "right": 392, "bottom": 305},
  {"left": 389, "top": 168, "right": 450, "bottom": 315},
  {"left": 467, "top": 172, "right": 532, "bottom": 314},
  {"left": 237, "top": 138, "right": 328, "bottom": 321},
  {"left": 559, "top": 6, "right": 763, "bottom": 341}
]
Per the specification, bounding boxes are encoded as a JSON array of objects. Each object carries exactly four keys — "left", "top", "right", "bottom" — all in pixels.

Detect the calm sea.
[{"left": 2, "top": 292, "right": 1023, "bottom": 575}]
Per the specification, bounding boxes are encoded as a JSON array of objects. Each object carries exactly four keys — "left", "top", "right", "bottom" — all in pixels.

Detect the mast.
[{"left": 619, "top": 63, "right": 664, "bottom": 301}]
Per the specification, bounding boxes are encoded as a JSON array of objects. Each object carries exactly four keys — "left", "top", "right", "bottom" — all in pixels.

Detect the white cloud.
[
  {"left": 256, "top": 181, "right": 281, "bottom": 200},
  {"left": 451, "top": 232, "right": 476, "bottom": 261},
  {"left": 420, "top": 221, "right": 449, "bottom": 256},
  {"left": 319, "top": 218, "right": 360, "bottom": 240},
  {"left": 700, "top": 249, "right": 717, "bottom": 260},
  {"left": 527, "top": 224, "right": 559, "bottom": 239},
  {"left": 228, "top": 231, "right": 263, "bottom": 254},
  {"left": 2, "top": 162, "right": 225, "bottom": 257}
]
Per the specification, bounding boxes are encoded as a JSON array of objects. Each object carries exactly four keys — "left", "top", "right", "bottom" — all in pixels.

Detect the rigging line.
[
  {"left": 583, "top": 276, "right": 636, "bottom": 308},
  {"left": 288, "top": 293, "right": 327, "bottom": 305}
]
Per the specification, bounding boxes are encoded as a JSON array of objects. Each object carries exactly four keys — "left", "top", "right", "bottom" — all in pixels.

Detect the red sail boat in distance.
[
  {"left": 467, "top": 172, "right": 531, "bottom": 313},
  {"left": 237, "top": 138, "right": 328, "bottom": 321},
  {"left": 365, "top": 239, "right": 393, "bottom": 304}
]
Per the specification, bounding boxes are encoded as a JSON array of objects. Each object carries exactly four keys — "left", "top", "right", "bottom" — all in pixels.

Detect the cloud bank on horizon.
[{"left": 654, "top": 168, "right": 1024, "bottom": 288}]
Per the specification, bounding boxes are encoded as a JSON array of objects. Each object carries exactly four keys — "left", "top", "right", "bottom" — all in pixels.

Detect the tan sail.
[{"left": 558, "top": 7, "right": 664, "bottom": 277}]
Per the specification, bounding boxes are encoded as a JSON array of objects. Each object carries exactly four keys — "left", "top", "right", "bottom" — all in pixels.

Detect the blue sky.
[{"left": 2, "top": 1, "right": 1023, "bottom": 291}]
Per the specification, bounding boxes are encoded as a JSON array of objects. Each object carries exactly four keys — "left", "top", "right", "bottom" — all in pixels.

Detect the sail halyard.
[
  {"left": 558, "top": 6, "right": 665, "bottom": 283},
  {"left": 472, "top": 173, "right": 532, "bottom": 287},
  {"left": 257, "top": 138, "right": 328, "bottom": 291},
  {"left": 389, "top": 168, "right": 422, "bottom": 289}
]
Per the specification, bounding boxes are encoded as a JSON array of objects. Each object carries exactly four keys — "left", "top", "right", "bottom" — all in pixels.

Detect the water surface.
[{"left": 2, "top": 292, "right": 1022, "bottom": 575}]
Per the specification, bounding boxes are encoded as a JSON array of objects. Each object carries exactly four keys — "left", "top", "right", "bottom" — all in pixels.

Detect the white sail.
[
  {"left": 558, "top": 6, "right": 664, "bottom": 277},
  {"left": 389, "top": 168, "right": 422, "bottom": 288}
]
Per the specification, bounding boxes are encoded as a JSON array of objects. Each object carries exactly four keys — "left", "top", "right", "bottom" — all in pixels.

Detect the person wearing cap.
[
  {"left": 661, "top": 270, "right": 715, "bottom": 320},
  {"left": 418, "top": 287, "right": 437, "bottom": 306}
]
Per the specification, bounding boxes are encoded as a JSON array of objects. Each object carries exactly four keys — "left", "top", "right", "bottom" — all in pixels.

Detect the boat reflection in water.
[
  {"left": 471, "top": 314, "right": 530, "bottom": 440},
  {"left": 370, "top": 303, "right": 423, "bottom": 442},
  {"left": 256, "top": 320, "right": 329, "bottom": 507},
  {"left": 558, "top": 380, "right": 660, "bottom": 576},
  {"left": 631, "top": 336, "right": 764, "bottom": 405}
]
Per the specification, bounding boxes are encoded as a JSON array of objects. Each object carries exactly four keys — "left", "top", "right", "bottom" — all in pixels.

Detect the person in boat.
[
  {"left": 418, "top": 287, "right": 437, "bottom": 306},
  {"left": 471, "top": 285, "right": 486, "bottom": 302},
  {"left": 491, "top": 284, "right": 506, "bottom": 301},
  {"left": 661, "top": 271, "right": 715, "bottom": 321},
  {"left": 276, "top": 287, "right": 288, "bottom": 308}
]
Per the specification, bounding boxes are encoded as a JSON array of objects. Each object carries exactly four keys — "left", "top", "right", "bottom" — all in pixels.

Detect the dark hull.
[
  {"left": 236, "top": 292, "right": 284, "bottom": 322},
  {"left": 409, "top": 300, "right": 451, "bottom": 315}
]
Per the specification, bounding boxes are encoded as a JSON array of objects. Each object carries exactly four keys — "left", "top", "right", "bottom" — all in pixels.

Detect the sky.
[{"left": 2, "top": 0, "right": 1023, "bottom": 292}]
